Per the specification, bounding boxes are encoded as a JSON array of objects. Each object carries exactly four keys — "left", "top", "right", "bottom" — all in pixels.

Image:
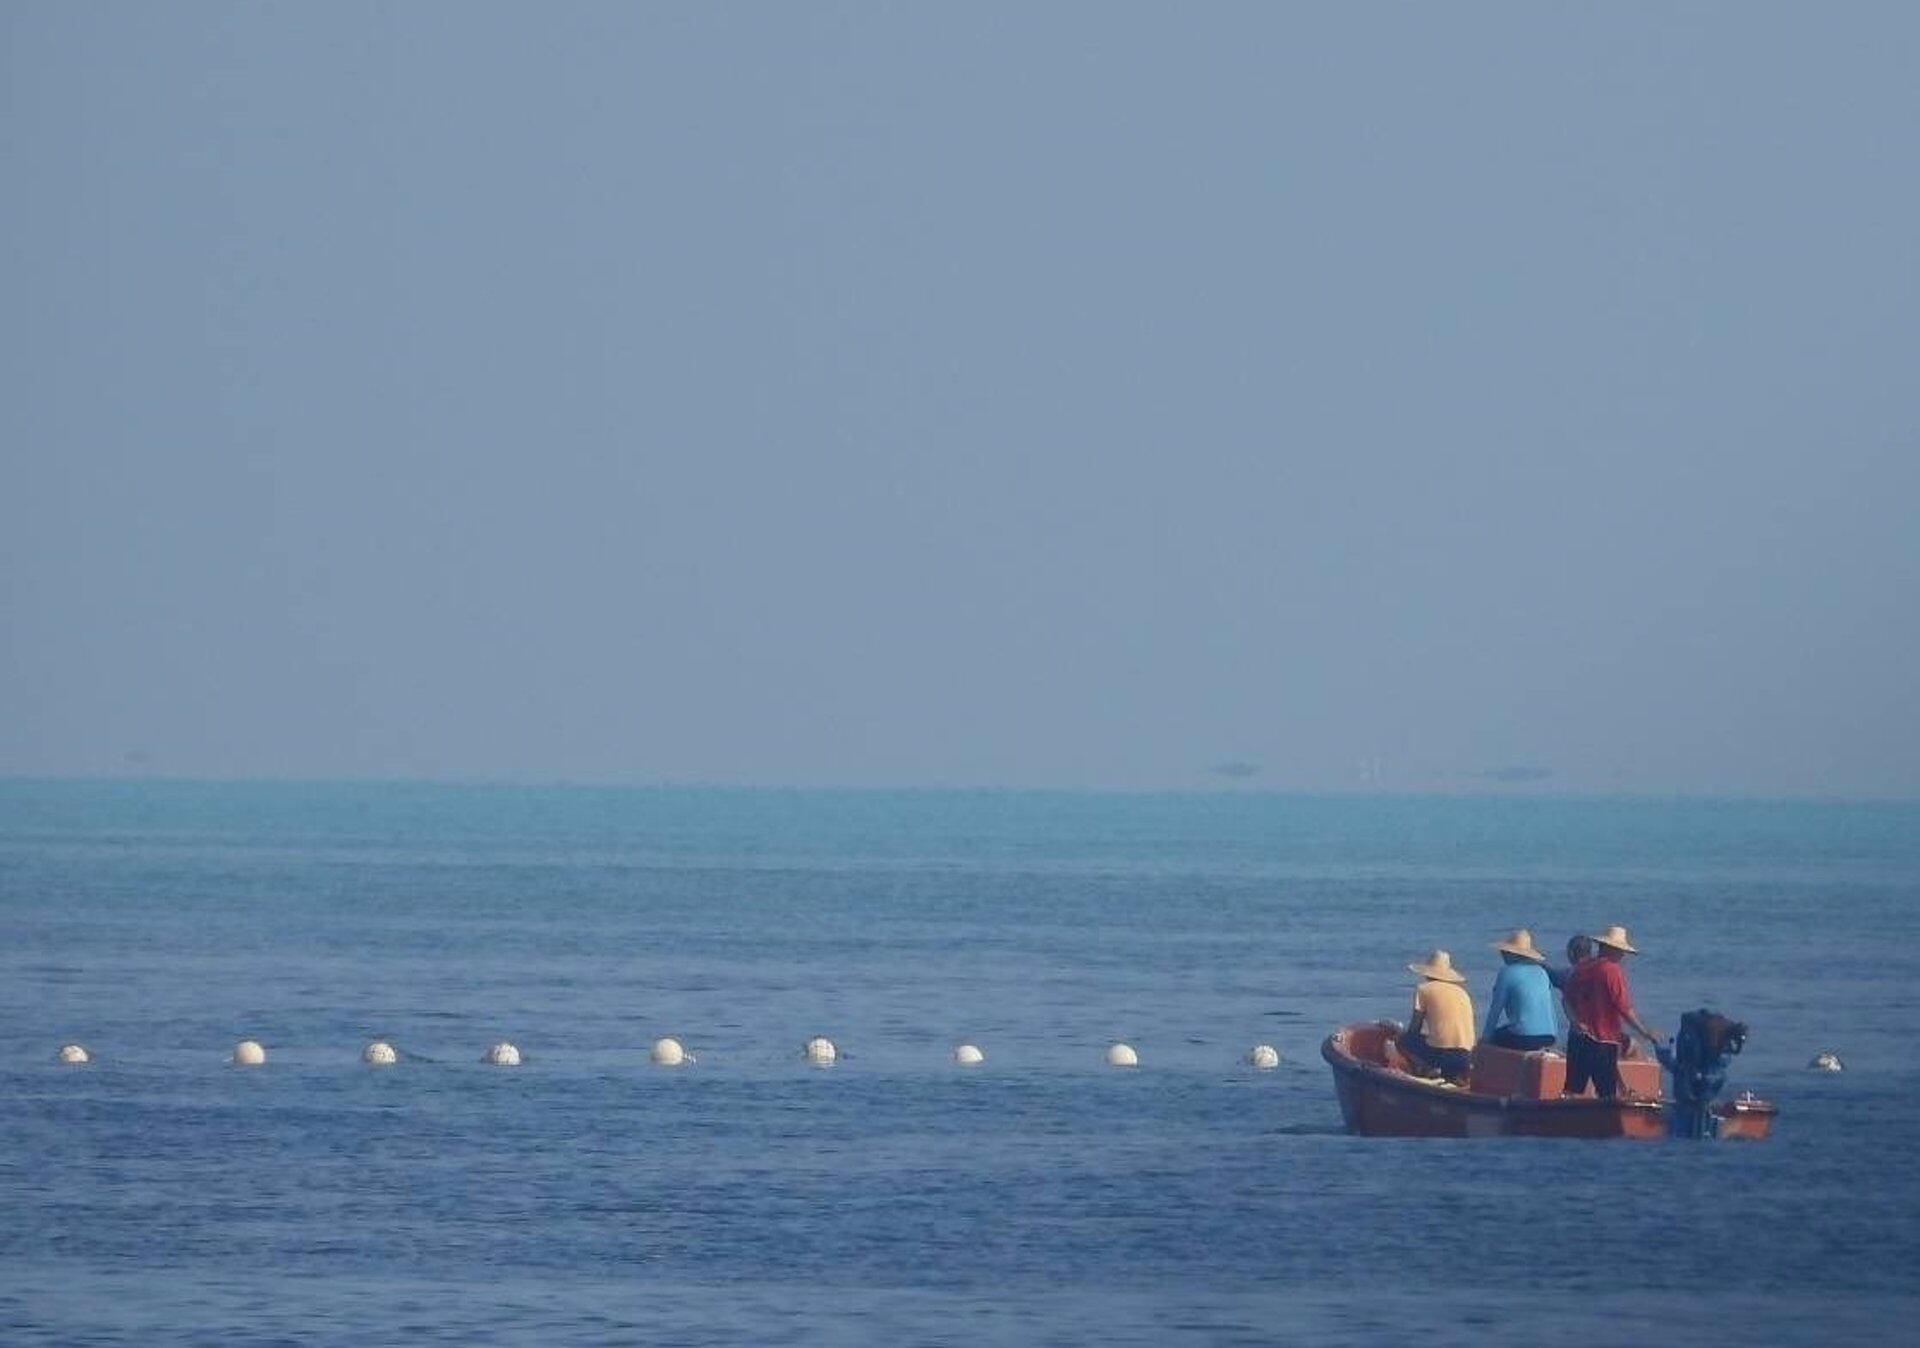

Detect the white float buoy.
[
  {"left": 650, "top": 1037, "right": 693, "bottom": 1066},
  {"left": 803, "top": 1035, "right": 836, "bottom": 1065},
  {"left": 58, "top": 1044, "right": 90, "bottom": 1065},
  {"left": 1106, "top": 1042, "right": 1139, "bottom": 1068},
  {"left": 483, "top": 1041, "right": 522, "bottom": 1067},
  {"left": 362, "top": 1040, "right": 398, "bottom": 1066},
  {"left": 1809, "top": 1051, "right": 1844, "bottom": 1073},
  {"left": 232, "top": 1040, "right": 267, "bottom": 1067},
  {"left": 953, "top": 1043, "right": 985, "bottom": 1066},
  {"left": 1248, "top": 1044, "right": 1281, "bottom": 1070}
]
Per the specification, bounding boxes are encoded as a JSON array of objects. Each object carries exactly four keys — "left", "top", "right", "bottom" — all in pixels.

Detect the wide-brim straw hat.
[
  {"left": 1407, "top": 949, "right": 1467, "bottom": 984},
  {"left": 1592, "top": 924, "right": 1639, "bottom": 954},
  {"left": 1493, "top": 928, "right": 1547, "bottom": 962}
]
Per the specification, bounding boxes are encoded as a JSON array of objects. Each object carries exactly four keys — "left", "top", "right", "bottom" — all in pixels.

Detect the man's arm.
[
  {"left": 1609, "top": 965, "right": 1663, "bottom": 1046},
  {"left": 1558, "top": 965, "right": 1588, "bottom": 1037},
  {"left": 1481, "top": 970, "right": 1508, "bottom": 1041},
  {"left": 1621, "top": 1003, "right": 1662, "bottom": 1046}
]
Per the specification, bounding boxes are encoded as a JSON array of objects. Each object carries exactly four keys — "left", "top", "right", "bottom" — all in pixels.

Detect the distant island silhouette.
[
  {"left": 1207, "top": 761, "right": 1262, "bottom": 780},
  {"left": 1471, "top": 766, "right": 1554, "bottom": 783}
]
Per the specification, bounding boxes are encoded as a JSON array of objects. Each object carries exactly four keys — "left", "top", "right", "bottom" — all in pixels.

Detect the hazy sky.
[{"left": 5, "top": 4, "right": 1917, "bottom": 795}]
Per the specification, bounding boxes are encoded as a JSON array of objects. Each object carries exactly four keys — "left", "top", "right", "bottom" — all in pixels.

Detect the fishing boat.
[{"left": 1322, "top": 1020, "right": 1777, "bottom": 1140}]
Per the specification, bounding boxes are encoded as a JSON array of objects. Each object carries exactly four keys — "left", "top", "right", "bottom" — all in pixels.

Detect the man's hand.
[{"left": 1625, "top": 1010, "right": 1662, "bottom": 1047}]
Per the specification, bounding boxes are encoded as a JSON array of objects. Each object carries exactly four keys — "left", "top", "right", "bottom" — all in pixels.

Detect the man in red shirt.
[{"left": 1562, "top": 925, "right": 1664, "bottom": 1099}]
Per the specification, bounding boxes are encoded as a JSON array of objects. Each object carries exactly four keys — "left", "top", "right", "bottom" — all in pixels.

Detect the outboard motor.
[{"left": 1656, "top": 1009, "right": 1748, "bottom": 1138}]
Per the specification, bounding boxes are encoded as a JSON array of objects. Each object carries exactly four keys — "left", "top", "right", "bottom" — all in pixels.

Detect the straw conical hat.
[
  {"left": 1493, "top": 928, "right": 1547, "bottom": 962},
  {"left": 1407, "top": 949, "right": 1467, "bottom": 984},
  {"left": 1592, "top": 924, "right": 1639, "bottom": 954}
]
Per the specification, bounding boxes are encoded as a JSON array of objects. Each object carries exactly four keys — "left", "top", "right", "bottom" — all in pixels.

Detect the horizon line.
[{"left": 3, "top": 771, "right": 1917, "bottom": 808}]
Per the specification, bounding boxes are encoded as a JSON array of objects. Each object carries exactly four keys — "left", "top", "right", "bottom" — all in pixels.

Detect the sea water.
[{"left": 1, "top": 781, "right": 1915, "bottom": 1344}]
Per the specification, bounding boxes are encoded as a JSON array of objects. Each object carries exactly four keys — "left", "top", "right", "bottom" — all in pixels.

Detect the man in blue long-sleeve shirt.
[{"left": 1481, "top": 928, "right": 1558, "bottom": 1051}]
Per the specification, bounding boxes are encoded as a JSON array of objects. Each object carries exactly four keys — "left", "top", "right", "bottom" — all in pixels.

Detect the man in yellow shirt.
[{"left": 1400, "top": 949, "right": 1476, "bottom": 1081}]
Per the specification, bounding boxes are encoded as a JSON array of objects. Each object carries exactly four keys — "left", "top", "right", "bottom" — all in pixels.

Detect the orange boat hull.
[{"left": 1322, "top": 1023, "right": 1776, "bottom": 1140}]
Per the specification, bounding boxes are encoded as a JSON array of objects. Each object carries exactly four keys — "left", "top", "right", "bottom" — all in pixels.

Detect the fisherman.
[
  {"left": 1398, "top": 949, "right": 1475, "bottom": 1082},
  {"left": 1481, "top": 929, "right": 1557, "bottom": 1051},
  {"left": 1562, "top": 925, "right": 1664, "bottom": 1099},
  {"left": 1548, "top": 934, "right": 1595, "bottom": 1032}
]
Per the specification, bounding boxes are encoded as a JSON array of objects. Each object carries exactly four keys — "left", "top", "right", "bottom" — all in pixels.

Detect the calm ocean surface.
[{"left": 2, "top": 781, "right": 1916, "bottom": 1345}]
